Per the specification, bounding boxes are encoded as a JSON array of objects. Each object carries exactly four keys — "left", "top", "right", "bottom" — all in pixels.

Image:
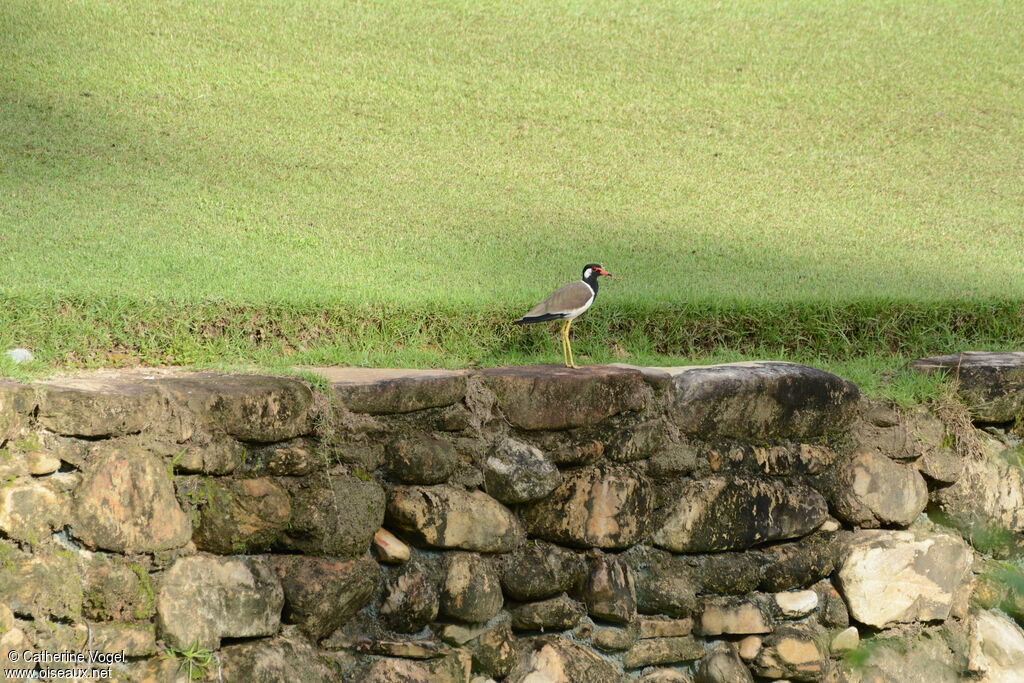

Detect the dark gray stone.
[
  {"left": 654, "top": 476, "right": 828, "bottom": 552},
  {"left": 668, "top": 362, "right": 859, "bottom": 440},
  {"left": 483, "top": 438, "right": 561, "bottom": 504},
  {"left": 911, "top": 351, "right": 1024, "bottom": 423}
]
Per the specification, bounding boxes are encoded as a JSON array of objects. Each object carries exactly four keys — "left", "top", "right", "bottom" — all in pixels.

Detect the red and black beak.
[{"left": 597, "top": 267, "right": 612, "bottom": 277}]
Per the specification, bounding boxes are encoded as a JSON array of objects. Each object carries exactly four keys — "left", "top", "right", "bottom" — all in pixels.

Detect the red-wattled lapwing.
[{"left": 513, "top": 264, "right": 612, "bottom": 368}]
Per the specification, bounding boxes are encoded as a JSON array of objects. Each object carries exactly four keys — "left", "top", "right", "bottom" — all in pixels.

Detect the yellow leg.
[
  {"left": 566, "top": 319, "right": 580, "bottom": 369},
  {"left": 559, "top": 319, "right": 569, "bottom": 367}
]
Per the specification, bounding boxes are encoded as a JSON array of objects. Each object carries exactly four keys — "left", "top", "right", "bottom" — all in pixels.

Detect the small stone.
[
  {"left": 380, "top": 562, "right": 439, "bottom": 633},
  {"left": 831, "top": 626, "right": 859, "bottom": 653},
  {"left": 582, "top": 554, "right": 636, "bottom": 624},
  {"left": 82, "top": 555, "right": 156, "bottom": 622},
  {"left": 483, "top": 438, "right": 561, "bottom": 504},
  {"left": 373, "top": 528, "right": 410, "bottom": 564},
  {"left": 774, "top": 590, "right": 818, "bottom": 618},
  {"left": 25, "top": 452, "right": 60, "bottom": 475},
  {"left": 638, "top": 669, "right": 694, "bottom": 683},
  {"left": 592, "top": 625, "right": 637, "bottom": 652},
  {"left": 368, "top": 639, "right": 452, "bottom": 659},
  {"left": 623, "top": 636, "right": 705, "bottom": 669},
  {"left": 698, "top": 597, "right": 773, "bottom": 636},
  {"left": 696, "top": 642, "right": 754, "bottom": 683},
  {"left": 3, "top": 348, "right": 32, "bottom": 364},
  {"left": 813, "top": 582, "right": 849, "bottom": 629},
  {"left": 89, "top": 622, "right": 157, "bottom": 657},
  {"left": 385, "top": 436, "right": 460, "bottom": 485},
  {"left": 440, "top": 552, "right": 504, "bottom": 623},
  {"left": 737, "top": 635, "right": 762, "bottom": 660},
  {"left": 0, "top": 479, "right": 67, "bottom": 543},
  {"left": 819, "top": 520, "right": 840, "bottom": 532},
  {"left": 637, "top": 616, "right": 693, "bottom": 639},
  {"left": 156, "top": 555, "right": 284, "bottom": 649},
  {"left": 753, "top": 624, "right": 827, "bottom": 681},
  {"left": 472, "top": 617, "right": 518, "bottom": 678},
  {"left": 499, "top": 540, "right": 585, "bottom": 602},
  {"left": 0, "top": 603, "right": 13, "bottom": 632},
  {"left": 510, "top": 594, "right": 586, "bottom": 632},
  {"left": 435, "top": 622, "right": 489, "bottom": 646}
]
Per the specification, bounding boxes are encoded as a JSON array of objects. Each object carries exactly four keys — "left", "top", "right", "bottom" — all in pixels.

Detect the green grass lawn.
[{"left": 1, "top": 0, "right": 1022, "bottom": 375}]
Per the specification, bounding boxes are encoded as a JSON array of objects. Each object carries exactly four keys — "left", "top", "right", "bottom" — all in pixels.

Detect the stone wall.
[{"left": 1, "top": 356, "right": 1023, "bottom": 682}]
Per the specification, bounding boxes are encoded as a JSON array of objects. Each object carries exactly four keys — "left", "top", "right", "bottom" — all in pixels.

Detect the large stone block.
[
  {"left": 280, "top": 472, "right": 384, "bottom": 557},
  {"left": 751, "top": 624, "right": 829, "bottom": 682},
  {"left": 505, "top": 636, "right": 622, "bottom": 683},
  {"left": 653, "top": 476, "right": 827, "bottom": 552},
  {"left": 483, "top": 438, "right": 561, "bottom": 504},
  {"left": 0, "top": 544, "right": 81, "bottom": 620},
  {"left": 480, "top": 365, "right": 648, "bottom": 430},
  {"left": 816, "top": 450, "right": 928, "bottom": 527},
  {"left": 72, "top": 446, "right": 191, "bottom": 553},
  {"left": 190, "top": 477, "right": 291, "bottom": 554},
  {"left": 313, "top": 367, "right": 467, "bottom": 414},
  {"left": 0, "top": 479, "right": 67, "bottom": 543},
  {"left": 156, "top": 555, "right": 284, "bottom": 649},
  {"left": 385, "top": 436, "right": 460, "bottom": 485},
  {"left": 35, "top": 378, "right": 163, "bottom": 437},
  {"left": 439, "top": 552, "right": 503, "bottom": 623},
  {"left": 583, "top": 554, "right": 636, "bottom": 624},
  {"left": 81, "top": 555, "right": 156, "bottom": 622},
  {"left": 157, "top": 373, "right": 313, "bottom": 442},
  {"left": 931, "top": 440, "right": 1024, "bottom": 556},
  {"left": 520, "top": 465, "right": 654, "bottom": 549},
  {"left": 386, "top": 485, "right": 524, "bottom": 552},
  {"left": 666, "top": 362, "right": 859, "bottom": 440},
  {"left": 836, "top": 529, "right": 973, "bottom": 628},
  {"left": 499, "top": 540, "right": 585, "bottom": 602},
  {"left": 219, "top": 635, "right": 336, "bottom": 683},
  {"left": 270, "top": 555, "right": 379, "bottom": 641},
  {"left": 911, "top": 351, "right": 1024, "bottom": 423}
]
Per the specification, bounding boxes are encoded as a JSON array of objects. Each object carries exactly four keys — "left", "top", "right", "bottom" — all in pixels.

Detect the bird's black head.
[{"left": 582, "top": 264, "right": 611, "bottom": 281}]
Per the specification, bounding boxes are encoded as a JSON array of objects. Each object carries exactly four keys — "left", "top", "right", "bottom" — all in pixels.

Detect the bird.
[{"left": 513, "top": 264, "right": 612, "bottom": 368}]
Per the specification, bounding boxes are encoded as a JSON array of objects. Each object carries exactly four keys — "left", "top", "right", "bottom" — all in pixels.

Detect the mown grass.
[{"left": 1, "top": 1, "right": 1022, "bottom": 382}]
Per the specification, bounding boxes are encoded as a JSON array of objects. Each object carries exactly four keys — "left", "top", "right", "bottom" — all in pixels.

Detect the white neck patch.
[{"left": 583, "top": 268, "right": 593, "bottom": 280}]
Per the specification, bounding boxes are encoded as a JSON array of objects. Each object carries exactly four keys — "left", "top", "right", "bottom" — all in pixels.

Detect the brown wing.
[{"left": 522, "top": 280, "right": 594, "bottom": 317}]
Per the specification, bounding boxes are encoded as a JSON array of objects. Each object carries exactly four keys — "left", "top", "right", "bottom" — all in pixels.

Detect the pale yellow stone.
[
  {"left": 738, "top": 635, "right": 762, "bottom": 660},
  {"left": 373, "top": 528, "right": 410, "bottom": 563},
  {"left": 26, "top": 451, "right": 61, "bottom": 476},
  {"left": 831, "top": 626, "right": 859, "bottom": 653}
]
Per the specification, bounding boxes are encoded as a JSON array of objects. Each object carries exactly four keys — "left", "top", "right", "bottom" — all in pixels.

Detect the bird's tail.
[{"left": 513, "top": 313, "right": 564, "bottom": 325}]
